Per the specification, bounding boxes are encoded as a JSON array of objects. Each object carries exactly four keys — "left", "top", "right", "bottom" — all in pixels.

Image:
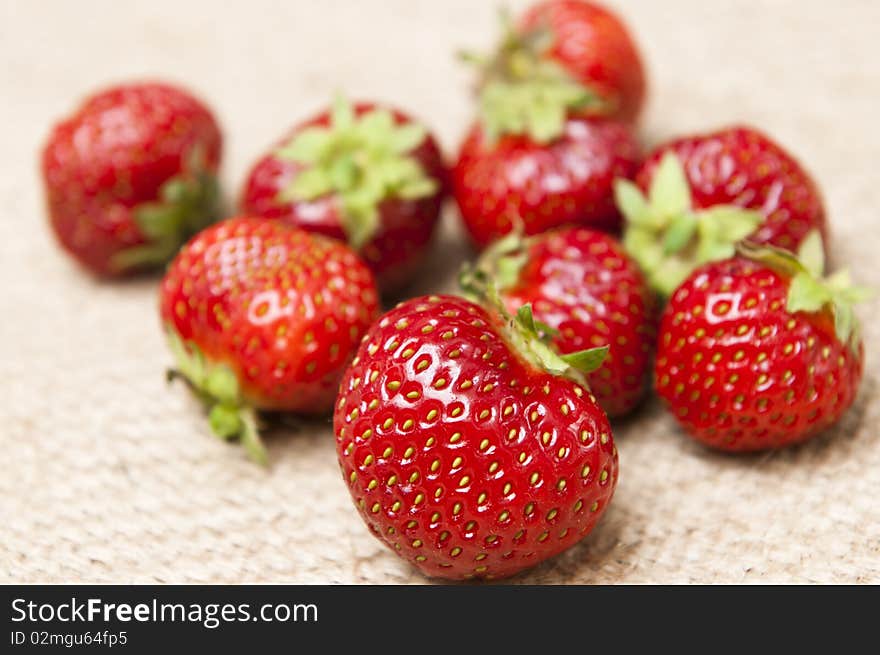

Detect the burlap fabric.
[{"left": 2, "top": 0, "right": 878, "bottom": 583}]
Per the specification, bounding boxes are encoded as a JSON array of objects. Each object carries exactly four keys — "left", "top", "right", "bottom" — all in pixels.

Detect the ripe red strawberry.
[
  {"left": 334, "top": 294, "right": 617, "bottom": 580},
  {"left": 240, "top": 97, "right": 446, "bottom": 294},
  {"left": 517, "top": 0, "right": 647, "bottom": 123},
  {"left": 654, "top": 234, "right": 866, "bottom": 452},
  {"left": 42, "top": 81, "right": 222, "bottom": 276},
  {"left": 616, "top": 125, "right": 828, "bottom": 297},
  {"left": 453, "top": 116, "right": 640, "bottom": 248},
  {"left": 463, "top": 227, "right": 655, "bottom": 417},
  {"left": 463, "top": 1, "right": 646, "bottom": 128},
  {"left": 160, "top": 216, "right": 380, "bottom": 463}
]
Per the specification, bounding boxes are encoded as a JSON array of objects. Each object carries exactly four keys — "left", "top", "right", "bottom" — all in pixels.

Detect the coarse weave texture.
[{"left": 2, "top": 0, "right": 879, "bottom": 584}]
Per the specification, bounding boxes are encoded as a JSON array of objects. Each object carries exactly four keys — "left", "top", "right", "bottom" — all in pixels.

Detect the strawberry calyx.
[
  {"left": 459, "top": 230, "right": 608, "bottom": 386},
  {"left": 274, "top": 96, "right": 438, "bottom": 249},
  {"left": 165, "top": 328, "right": 268, "bottom": 465},
  {"left": 615, "top": 151, "right": 764, "bottom": 298},
  {"left": 460, "top": 9, "right": 604, "bottom": 144},
  {"left": 112, "top": 146, "right": 219, "bottom": 273},
  {"left": 462, "top": 226, "right": 531, "bottom": 292},
  {"left": 736, "top": 232, "right": 871, "bottom": 351}
]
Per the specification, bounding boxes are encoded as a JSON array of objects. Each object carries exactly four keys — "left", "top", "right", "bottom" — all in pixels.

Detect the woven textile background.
[{"left": 2, "top": 0, "right": 878, "bottom": 583}]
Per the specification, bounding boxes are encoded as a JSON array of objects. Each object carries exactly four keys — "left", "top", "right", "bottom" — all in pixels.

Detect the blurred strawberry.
[
  {"left": 240, "top": 97, "right": 446, "bottom": 294},
  {"left": 453, "top": 117, "right": 639, "bottom": 248},
  {"left": 616, "top": 125, "right": 828, "bottom": 297},
  {"left": 453, "top": 1, "right": 643, "bottom": 247},
  {"left": 464, "top": 1, "right": 646, "bottom": 128},
  {"left": 42, "top": 81, "right": 222, "bottom": 276}
]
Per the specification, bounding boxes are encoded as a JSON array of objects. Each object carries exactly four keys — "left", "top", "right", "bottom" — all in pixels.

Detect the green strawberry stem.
[
  {"left": 459, "top": 228, "right": 608, "bottom": 386},
  {"left": 112, "top": 145, "right": 219, "bottom": 273},
  {"left": 736, "top": 234, "right": 871, "bottom": 352},
  {"left": 462, "top": 8, "right": 604, "bottom": 144},
  {"left": 615, "top": 151, "right": 764, "bottom": 298},
  {"left": 275, "top": 95, "right": 438, "bottom": 249},
  {"left": 165, "top": 328, "right": 269, "bottom": 466}
]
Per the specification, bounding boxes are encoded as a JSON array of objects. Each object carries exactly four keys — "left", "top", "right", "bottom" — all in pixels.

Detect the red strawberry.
[
  {"left": 240, "top": 97, "right": 446, "bottom": 294},
  {"left": 463, "top": 227, "right": 655, "bottom": 417},
  {"left": 616, "top": 125, "right": 828, "bottom": 297},
  {"left": 518, "top": 0, "right": 647, "bottom": 123},
  {"left": 334, "top": 294, "right": 617, "bottom": 580},
  {"left": 160, "top": 216, "right": 380, "bottom": 463},
  {"left": 463, "top": 1, "right": 646, "bottom": 128},
  {"left": 453, "top": 116, "right": 640, "bottom": 248},
  {"left": 42, "top": 81, "right": 222, "bottom": 276},
  {"left": 654, "top": 234, "right": 866, "bottom": 452}
]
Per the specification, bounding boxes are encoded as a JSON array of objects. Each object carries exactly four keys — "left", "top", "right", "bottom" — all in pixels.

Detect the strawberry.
[
  {"left": 463, "top": 1, "right": 646, "bottom": 128},
  {"left": 334, "top": 294, "right": 617, "bottom": 580},
  {"left": 240, "top": 97, "right": 447, "bottom": 294},
  {"left": 42, "top": 81, "right": 222, "bottom": 276},
  {"left": 517, "top": 0, "right": 646, "bottom": 122},
  {"left": 462, "top": 226, "right": 655, "bottom": 417},
  {"left": 452, "top": 116, "right": 640, "bottom": 248},
  {"left": 654, "top": 233, "right": 867, "bottom": 452},
  {"left": 452, "top": 1, "right": 643, "bottom": 248},
  {"left": 616, "top": 125, "right": 828, "bottom": 297},
  {"left": 160, "top": 216, "right": 380, "bottom": 463}
]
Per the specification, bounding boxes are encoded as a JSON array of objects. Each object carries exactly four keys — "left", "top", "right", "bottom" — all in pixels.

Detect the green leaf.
[
  {"left": 276, "top": 127, "right": 334, "bottom": 163},
  {"left": 396, "top": 177, "right": 438, "bottom": 199},
  {"left": 516, "top": 304, "right": 539, "bottom": 335},
  {"left": 614, "top": 179, "right": 651, "bottom": 226},
  {"left": 204, "top": 366, "right": 240, "bottom": 404},
  {"left": 623, "top": 226, "right": 665, "bottom": 273},
  {"left": 833, "top": 304, "right": 855, "bottom": 346},
  {"left": 494, "top": 253, "right": 528, "bottom": 291},
  {"left": 285, "top": 167, "right": 335, "bottom": 201},
  {"left": 697, "top": 205, "right": 763, "bottom": 243},
  {"left": 786, "top": 271, "right": 832, "bottom": 314},
  {"left": 649, "top": 152, "right": 691, "bottom": 218},
  {"left": 695, "top": 240, "right": 735, "bottom": 265},
  {"left": 357, "top": 109, "right": 396, "bottom": 143},
  {"left": 166, "top": 329, "right": 206, "bottom": 388},
  {"left": 331, "top": 94, "right": 355, "bottom": 129},
  {"left": 160, "top": 178, "right": 190, "bottom": 204},
  {"left": 477, "top": 66, "right": 596, "bottom": 144},
  {"left": 527, "top": 100, "right": 566, "bottom": 144},
  {"left": 663, "top": 212, "right": 698, "bottom": 255},
  {"left": 328, "top": 156, "right": 359, "bottom": 191},
  {"left": 651, "top": 257, "right": 696, "bottom": 298},
  {"left": 340, "top": 200, "right": 380, "bottom": 250},
  {"left": 388, "top": 123, "right": 427, "bottom": 154},
  {"left": 797, "top": 230, "right": 826, "bottom": 277},
  {"left": 527, "top": 339, "right": 569, "bottom": 376},
  {"left": 209, "top": 403, "right": 243, "bottom": 440},
  {"left": 134, "top": 204, "right": 182, "bottom": 240},
  {"left": 560, "top": 346, "right": 609, "bottom": 374},
  {"left": 275, "top": 96, "right": 438, "bottom": 248}
]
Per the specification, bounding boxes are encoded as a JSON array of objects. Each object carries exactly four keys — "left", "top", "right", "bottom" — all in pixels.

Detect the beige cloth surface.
[{"left": 2, "top": 0, "right": 879, "bottom": 583}]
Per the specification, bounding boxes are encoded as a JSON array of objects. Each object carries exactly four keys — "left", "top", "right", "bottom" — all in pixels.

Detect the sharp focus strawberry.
[
  {"left": 654, "top": 233, "right": 867, "bottom": 452},
  {"left": 462, "top": 227, "right": 655, "bottom": 417},
  {"left": 334, "top": 294, "right": 617, "bottom": 580},
  {"left": 453, "top": 116, "right": 640, "bottom": 248},
  {"left": 616, "top": 125, "right": 829, "bottom": 297},
  {"left": 42, "top": 81, "right": 222, "bottom": 276},
  {"left": 160, "top": 216, "right": 380, "bottom": 463},
  {"left": 240, "top": 97, "right": 447, "bottom": 294}
]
